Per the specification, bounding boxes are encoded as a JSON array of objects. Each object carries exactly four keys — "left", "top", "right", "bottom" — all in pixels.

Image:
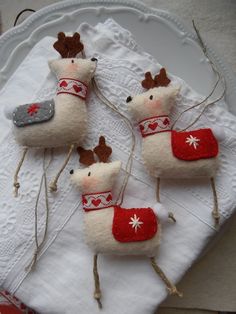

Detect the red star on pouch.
[{"left": 27, "top": 104, "right": 40, "bottom": 116}]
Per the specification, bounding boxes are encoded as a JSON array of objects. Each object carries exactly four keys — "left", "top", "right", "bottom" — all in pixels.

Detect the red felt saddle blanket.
[
  {"left": 0, "top": 291, "right": 36, "bottom": 314},
  {"left": 112, "top": 206, "right": 158, "bottom": 242},
  {"left": 171, "top": 128, "right": 218, "bottom": 161}
]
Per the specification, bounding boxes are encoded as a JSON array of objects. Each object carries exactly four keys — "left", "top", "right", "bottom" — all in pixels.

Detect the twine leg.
[
  {"left": 25, "top": 149, "right": 52, "bottom": 273},
  {"left": 93, "top": 254, "right": 102, "bottom": 309},
  {"left": 210, "top": 177, "right": 220, "bottom": 226},
  {"left": 49, "top": 144, "right": 75, "bottom": 192},
  {"left": 156, "top": 177, "right": 161, "bottom": 202},
  {"left": 13, "top": 147, "right": 28, "bottom": 197},
  {"left": 150, "top": 257, "right": 183, "bottom": 297},
  {"left": 157, "top": 178, "right": 176, "bottom": 223}
]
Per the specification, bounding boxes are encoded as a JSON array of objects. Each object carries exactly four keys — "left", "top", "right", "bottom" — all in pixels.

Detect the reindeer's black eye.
[
  {"left": 126, "top": 96, "right": 132, "bottom": 103},
  {"left": 149, "top": 95, "right": 153, "bottom": 100},
  {"left": 88, "top": 172, "right": 91, "bottom": 176},
  {"left": 91, "top": 57, "right": 97, "bottom": 62},
  {"left": 70, "top": 169, "right": 74, "bottom": 174},
  {"left": 71, "top": 59, "right": 74, "bottom": 63}
]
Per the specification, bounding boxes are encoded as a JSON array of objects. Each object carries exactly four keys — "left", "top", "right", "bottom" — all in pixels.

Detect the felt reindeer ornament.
[
  {"left": 126, "top": 68, "right": 220, "bottom": 225},
  {"left": 70, "top": 136, "right": 182, "bottom": 309},
  {"left": 12, "top": 32, "right": 98, "bottom": 196}
]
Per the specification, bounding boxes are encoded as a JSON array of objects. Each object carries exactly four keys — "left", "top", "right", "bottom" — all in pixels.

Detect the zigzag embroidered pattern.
[
  {"left": 82, "top": 191, "right": 113, "bottom": 211},
  {"left": 139, "top": 115, "right": 171, "bottom": 137},
  {"left": 57, "top": 78, "right": 88, "bottom": 100}
]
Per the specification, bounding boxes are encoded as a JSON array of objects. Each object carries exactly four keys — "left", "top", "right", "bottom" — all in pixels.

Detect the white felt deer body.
[
  {"left": 14, "top": 58, "right": 96, "bottom": 148},
  {"left": 12, "top": 32, "right": 97, "bottom": 195},
  {"left": 127, "top": 69, "right": 220, "bottom": 224},
  {"left": 70, "top": 136, "right": 182, "bottom": 308}
]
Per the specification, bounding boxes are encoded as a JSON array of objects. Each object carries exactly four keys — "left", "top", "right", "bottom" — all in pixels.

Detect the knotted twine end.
[
  {"left": 167, "top": 286, "right": 183, "bottom": 298},
  {"left": 49, "top": 144, "right": 75, "bottom": 193},
  {"left": 13, "top": 147, "right": 28, "bottom": 197},
  {"left": 168, "top": 212, "right": 177, "bottom": 223},
  {"left": 94, "top": 292, "right": 102, "bottom": 309},
  {"left": 49, "top": 181, "right": 58, "bottom": 192},
  {"left": 150, "top": 257, "right": 183, "bottom": 298},
  {"left": 13, "top": 182, "right": 20, "bottom": 197}
]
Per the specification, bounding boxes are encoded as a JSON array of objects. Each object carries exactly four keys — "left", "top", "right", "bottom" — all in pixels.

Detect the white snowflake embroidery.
[
  {"left": 129, "top": 214, "right": 143, "bottom": 233},
  {"left": 185, "top": 134, "right": 200, "bottom": 149}
]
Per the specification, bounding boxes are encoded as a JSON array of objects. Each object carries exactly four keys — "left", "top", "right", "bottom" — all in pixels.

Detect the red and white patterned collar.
[
  {"left": 57, "top": 77, "right": 88, "bottom": 100},
  {"left": 139, "top": 115, "right": 171, "bottom": 138},
  {"left": 0, "top": 290, "right": 35, "bottom": 313},
  {"left": 82, "top": 190, "right": 113, "bottom": 212}
]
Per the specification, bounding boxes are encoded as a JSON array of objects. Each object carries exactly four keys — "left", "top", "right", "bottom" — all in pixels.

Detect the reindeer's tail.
[
  {"left": 152, "top": 203, "right": 176, "bottom": 223},
  {"left": 152, "top": 203, "right": 169, "bottom": 223}
]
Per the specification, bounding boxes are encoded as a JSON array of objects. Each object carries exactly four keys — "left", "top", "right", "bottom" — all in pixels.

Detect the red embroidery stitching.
[
  {"left": 82, "top": 191, "right": 113, "bottom": 211},
  {"left": 139, "top": 115, "right": 171, "bottom": 137},
  {"left": 27, "top": 104, "right": 40, "bottom": 116},
  {"left": 57, "top": 78, "right": 88, "bottom": 100},
  {"left": 0, "top": 290, "right": 36, "bottom": 313}
]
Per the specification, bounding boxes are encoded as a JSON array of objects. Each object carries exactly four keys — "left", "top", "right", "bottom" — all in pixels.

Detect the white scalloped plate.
[{"left": 0, "top": 0, "right": 235, "bottom": 114}]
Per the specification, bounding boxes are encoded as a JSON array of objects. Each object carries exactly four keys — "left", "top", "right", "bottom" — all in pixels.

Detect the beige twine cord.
[
  {"left": 49, "top": 144, "right": 75, "bottom": 192},
  {"left": 210, "top": 177, "right": 220, "bottom": 226},
  {"left": 93, "top": 254, "right": 102, "bottom": 309},
  {"left": 171, "top": 20, "right": 226, "bottom": 132},
  {"left": 150, "top": 257, "right": 183, "bottom": 297},
  {"left": 92, "top": 78, "right": 136, "bottom": 206},
  {"left": 81, "top": 49, "right": 135, "bottom": 206},
  {"left": 170, "top": 20, "right": 224, "bottom": 225},
  {"left": 156, "top": 178, "right": 176, "bottom": 223},
  {"left": 13, "top": 147, "right": 28, "bottom": 197},
  {"left": 25, "top": 148, "right": 53, "bottom": 271}
]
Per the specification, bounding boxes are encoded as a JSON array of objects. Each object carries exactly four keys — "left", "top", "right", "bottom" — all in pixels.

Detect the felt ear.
[
  {"left": 110, "top": 160, "right": 122, "bottom": 176},
  {"left": 48, "top": 60, "right": 57, "bottom": 73},
  {"left": 94, "top": 136, "right": 112, "bottom": 163},
  {"left": 167, "top": 86, "right": 181, "bottom": 100}
]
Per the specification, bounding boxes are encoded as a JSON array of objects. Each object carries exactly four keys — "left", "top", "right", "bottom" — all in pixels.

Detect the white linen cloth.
[{"left": 0, "top": 19, "right": 236, "bottom": 314}]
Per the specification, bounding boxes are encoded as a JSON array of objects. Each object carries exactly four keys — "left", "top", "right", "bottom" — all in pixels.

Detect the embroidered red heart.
[
  {"left": 148, "top": 122, "right": 158, "bottom": 130},
  {"left": 20, "top": 304, "right": 27, "bottom": 310},
  {"left": 163, "top": 118, "right": 170, "bottom": 125},
  {"left": 73, "top": 85, "right": 82, "bottom": 93},
  {"left": 139, "top": 125, "right": 144, "bottom": 131},
  {"left": 106, "top": 194, "right": 112, "bottom": 202},
  {"left": 60, "top": 80, "right": 68, "bottom": 88},
  {"left": 82, "top": 196, "right": 87, "bottom": 205},
  {"left": 92, "top": 199, "right": 101, "bottom": 207}
]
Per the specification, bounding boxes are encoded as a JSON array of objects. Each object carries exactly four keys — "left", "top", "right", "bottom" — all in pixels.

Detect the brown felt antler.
[
  {"left": 142, "top": 68, "right": 171, "bottom": 89},
  {"left": 53, "top": 32, "right": 84, "bottom": 58},
  {"left": 94, "top": 136, "right": 112, "bottom": 163},
  {"left": 77, "top": 147, "right": 96, "bottom": 166}
]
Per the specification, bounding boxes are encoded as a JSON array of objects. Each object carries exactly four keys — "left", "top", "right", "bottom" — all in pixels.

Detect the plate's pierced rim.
[{"left": 0, "top": 0, "right": 235, "bottom": 107}]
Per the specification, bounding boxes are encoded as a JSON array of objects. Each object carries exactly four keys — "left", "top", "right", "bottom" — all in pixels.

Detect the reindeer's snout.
[
  {"left": 126, "top": 96, "right": 132, "bottom": 103},
  {"left": 91, "top": 57, "right": 98, "bottom": 62},
  {"left": 70, "top": 169, "right": 74, "bottom": 174}
]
